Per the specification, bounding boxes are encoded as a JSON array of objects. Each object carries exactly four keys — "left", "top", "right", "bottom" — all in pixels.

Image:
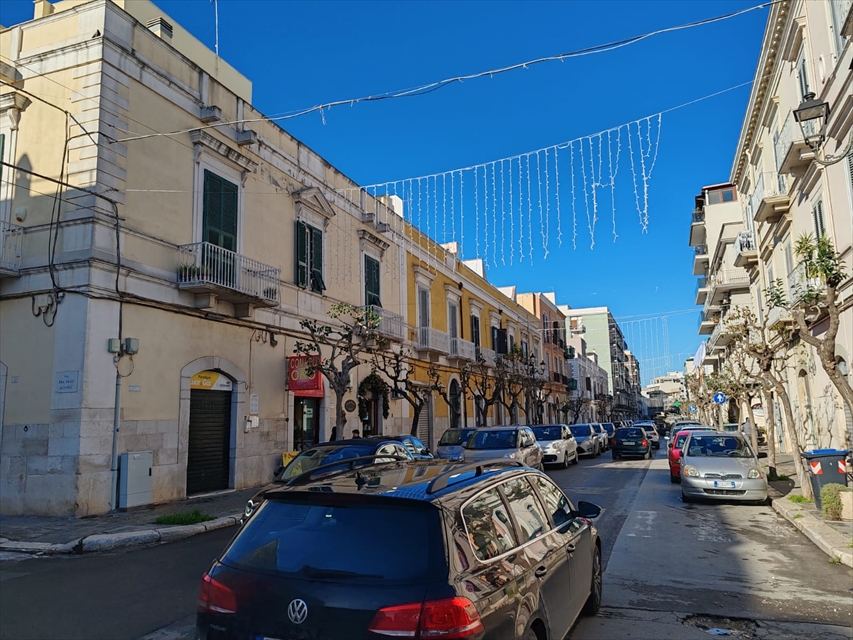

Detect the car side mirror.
[
  {"left": 273, "top": 465, "right": 284, "bottom": 479},
  {"left": 574, "top": 500, "right": 601, "bottom": 519}
]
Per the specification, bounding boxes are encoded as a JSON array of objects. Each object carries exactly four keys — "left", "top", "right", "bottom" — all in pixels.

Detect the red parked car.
[{"left": 667, "top": 430, "right": 694, "bottom": 483}]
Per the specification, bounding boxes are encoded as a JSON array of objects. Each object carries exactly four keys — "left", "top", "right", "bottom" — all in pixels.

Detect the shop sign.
[
  {"left": 191, "top": 370, "right": 233, "bottom": 391},
  {"left": 287, "top": 356, "right": 324, "bottom": 398}
]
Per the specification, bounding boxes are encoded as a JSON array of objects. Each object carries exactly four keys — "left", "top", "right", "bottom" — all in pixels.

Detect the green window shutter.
[
  {"left": 365, "top": 255, "right": 380, "bottom": 306},
  {"left": 0, "top": 134, "right": 5, "bottom": 188},
  {"left": 310, "top": 225, "right": 325, "bottom": 292},
  {"left": 203, "top": 170, "right": 238, "bottom": 250},
  {"left": 418, "top": 288, "right": 430, "bottom": 327},
  {"left": 295, "top": 221, "right": 308, "bottom": 287},
  {"left": 470, "top": 315, "right": 480, "bottom": 346},
  {"left": 812, "top": 201, "right": 825, "bottom": 239}
]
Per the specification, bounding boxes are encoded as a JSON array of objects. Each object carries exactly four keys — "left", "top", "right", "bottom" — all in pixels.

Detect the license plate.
[
  {"left": 623, "top": 441, "right": 635, "bottom": 445},
  {"left": 713, "top": 481, "right": 736, "bottom": 488}
]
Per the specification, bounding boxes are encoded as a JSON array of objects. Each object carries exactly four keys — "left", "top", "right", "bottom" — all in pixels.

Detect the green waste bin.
[{"left": 800, "top": 449, "right": 851, "bottom": 510}]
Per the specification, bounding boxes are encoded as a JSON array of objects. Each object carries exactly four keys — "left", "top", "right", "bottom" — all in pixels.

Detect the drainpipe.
[{"left": 109, "top": 367, "right": 122, "bottom": 511}]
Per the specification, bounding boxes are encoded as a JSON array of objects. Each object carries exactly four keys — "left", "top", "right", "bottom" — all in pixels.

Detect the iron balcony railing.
[
  {"left": 736, "top": 230, "right": 755, "bottom": 252},
  {"left": 177, "top": 242, "right": 280, "bottom": 302},
  {"left": 692, "top": 208, "right": 705, "bottom": 223},
  {"left": 0, "top": 220, "right": 24, "bottom": 273},
  {"left": 712, "top": 268, "right": 750, "bottom": 288},
  {"left": 361, "top": 305, "right": 405, "bottom": 341},
  {"left": 449, "top": 336, "right": 476, "bottom": 360},
  {"left": 694, "top": 244, "right": 708, "bottom": 256},
  {"left": 787, "top": 261, "right": 823, "bottom": 305},
  {"left": 748, "top": 171, "right": 787, "bottom": 218},
  {"left": 477, "top": 346, "right": 496, "bottom": 365},
  {"left": 417, "top": 326, "right": 450, "bottom": 354},
  {"left": 774, "top": 112, "right": 812, "bottom": 173}
]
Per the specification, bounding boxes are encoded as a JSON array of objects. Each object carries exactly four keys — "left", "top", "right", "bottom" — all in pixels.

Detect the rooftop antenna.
[{"left": 212, "top": 0, "right": 220, "bottom": 57}]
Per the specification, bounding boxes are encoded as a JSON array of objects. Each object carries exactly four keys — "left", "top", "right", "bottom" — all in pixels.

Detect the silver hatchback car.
[
  {"left": 459, "top": 426, "right": 544, "bottom": 470},
  {"left": 680, "top": 431, "right": 768, "bottom": 504}
]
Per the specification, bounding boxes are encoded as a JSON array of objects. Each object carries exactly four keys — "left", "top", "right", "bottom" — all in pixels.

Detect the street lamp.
[{"left": 793, "top": 93, "right": 852, "bottom": 166}]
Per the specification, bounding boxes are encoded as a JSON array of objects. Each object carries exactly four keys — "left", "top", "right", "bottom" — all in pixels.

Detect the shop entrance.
[
  {"left": 294, "top": 397, "right": 320, "bottom": 450},
  {"left": 187, "top": 371, "right": 232, "bottom": 495}
]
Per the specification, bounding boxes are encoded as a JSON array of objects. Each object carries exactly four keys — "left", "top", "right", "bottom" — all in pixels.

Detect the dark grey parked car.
[{"left": 460, "top": 426, "right": 544, "bottom": 469}]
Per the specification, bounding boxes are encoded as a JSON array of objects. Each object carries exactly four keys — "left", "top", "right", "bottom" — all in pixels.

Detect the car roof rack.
[
  {"left": 425, "top": 459, "right": 525, "bottom": 495},
  {"left": 285, "top": 455, "right": 410, "bottom": 487}
]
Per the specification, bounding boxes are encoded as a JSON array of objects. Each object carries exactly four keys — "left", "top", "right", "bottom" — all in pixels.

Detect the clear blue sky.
[{"left": 0, "top": 0, "right": 769, "bottom": 384}]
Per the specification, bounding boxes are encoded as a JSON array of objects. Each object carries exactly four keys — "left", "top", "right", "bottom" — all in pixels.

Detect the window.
[
  {"left": 462, "top": 488, "right": 517, "bottom": 561},
  {"left": 812, "top": 200, "right": 826, "bottom": 239},
  {"left": 203, "top": 170, "right": 238, "bottom": 251},
  {"left": 499, "top": 477, "right": 549, "bottom": 542},
  {"left": 706, "top": 188, "right": 735, "bottom": 204},
  {"left": 448, "top": 303, "right": 458, "bottom": 339},
  {"left": 296, "top": 221, "right": 325, "bottom": 292},
  {"left": 418, "top": 287, "right": 430, "bottom": 328},
  {"left": 796, "top": 48, "right": 810, "bottom": 100},
  {"left": 543, "top": 313, "right": 549, "bottom": 343},
  {"left": 364, "top": 255, "right": 381, "bottom": 306},
  {"left": 831, "top": 0, "right": 848, "bottom": 56},
  {"left": 530, "top": 476, "right": 572, "bottom": 527},
  {"left": 521, "top": 340, "right": 529, "bottom": 358},
  {"left": 470, "top": 314, "right": 481, "bottom": 346}
]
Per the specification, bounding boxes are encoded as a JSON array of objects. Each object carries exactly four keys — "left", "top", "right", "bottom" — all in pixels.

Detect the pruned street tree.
[
  {"left": 370, "top": 346, "right": 433, "bottom": 436},
  {"left": 462, "top": 355, "right": 502, "bottom": 426},
  {"left": 293, "top": 303, "right": 382, "bottom": 440},
  {"left": 495, "top": 345, "right": 528, "bottom": 425}
]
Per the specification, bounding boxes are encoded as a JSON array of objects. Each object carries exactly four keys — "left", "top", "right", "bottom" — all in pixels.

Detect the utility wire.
[{"left": 113, "top": 1, "right": 777, "bottom": 143}]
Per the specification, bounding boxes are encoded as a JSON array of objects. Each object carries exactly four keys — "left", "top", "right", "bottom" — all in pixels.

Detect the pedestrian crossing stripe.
[{"left": 810, "top": 461, "right": 822, "bottom": 475}]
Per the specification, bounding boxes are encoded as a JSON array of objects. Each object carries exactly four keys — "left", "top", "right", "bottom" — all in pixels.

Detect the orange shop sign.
[{"left": 287, "top": 355, "right": 324, "bottom": 397}]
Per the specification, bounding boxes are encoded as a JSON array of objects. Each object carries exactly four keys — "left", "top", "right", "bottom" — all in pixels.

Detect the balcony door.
[{"left": 203, "top": 170, "right": 238, "bottom": 287}]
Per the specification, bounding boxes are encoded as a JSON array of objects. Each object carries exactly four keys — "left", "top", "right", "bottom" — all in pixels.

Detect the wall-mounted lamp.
[{"left": 793, "top": 93, "right": 852, "bottom": 166}]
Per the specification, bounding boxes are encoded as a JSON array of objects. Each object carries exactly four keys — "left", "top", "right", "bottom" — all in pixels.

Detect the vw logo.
[{"left": 287, "top": 598, "right": 308, "bottom": 625}]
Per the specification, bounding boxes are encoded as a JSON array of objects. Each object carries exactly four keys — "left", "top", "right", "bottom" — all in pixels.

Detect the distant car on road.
[
  {"left": 532, "top": 424, "right": 579, "bottom": 468},
  {"left": 459, "top": 426, "right": 543, "bottom": 469},
  {"left": 680, "top": 431, "right": 769, "bottom": 504},
  {"left": 591, "top": 423, "right": 609, "bottom": 452},
  {"left": 636, "top": 422, "right": 660, "bottom": 450},
  {"left": 570, "top": 424, "right": 600, "bottom": 457},
  {"left": 388, "top": 434, "right": 433, "bottom": 459},
  {"left": 435, "top": 427, "right": 477, "bottom": 460},
  {"left": 611, "top": 426, "right": 652, "bottom": 460}
]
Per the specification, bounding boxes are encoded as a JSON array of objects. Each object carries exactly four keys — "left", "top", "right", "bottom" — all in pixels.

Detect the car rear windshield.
[
  {"left": 223, "top": 498, "right": 443, "bottom": 581},
  {"left": 280, "top": 445, "right": 378, "bottom": 480},
  {"left": 570, "top": 425, "right": 591, "bottom": 437},
  {"left": 466, "top": 430, "right": 517, "bottom": 449},
  {"left": 685, "top": 435, "right": 753, "bottom": 458},
  {"left": 616, "top": 428, "right": 644, "bottom": 439},
  {"left": 439, "top": 429, "right": 475, "bottom": 445},
  {"left": 532, "top": 426, "right": 562, "bottom": 441}
]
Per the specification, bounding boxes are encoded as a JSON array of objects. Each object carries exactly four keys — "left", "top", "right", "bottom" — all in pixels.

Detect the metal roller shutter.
[{"left": 187, "top": 389, "right": 231, "bottom": 495}]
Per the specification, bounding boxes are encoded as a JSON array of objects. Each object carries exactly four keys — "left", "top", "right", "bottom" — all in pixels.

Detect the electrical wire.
[{"left": 112, "top": 1, "right": 779, "bottom": 143}]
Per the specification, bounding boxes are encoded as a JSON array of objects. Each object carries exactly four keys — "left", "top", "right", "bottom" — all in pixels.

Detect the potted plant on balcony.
[{"left": 177, "top": 263, "right": 211, "bottom": 282}]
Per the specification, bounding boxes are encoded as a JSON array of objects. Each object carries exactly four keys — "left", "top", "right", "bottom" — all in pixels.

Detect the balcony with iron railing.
[
  {"left": 361, "top": 305, "right": 405, "bottom": 341},
  {"left": 774, "top": 111, "right": 814, "bottom": 175},
  {"left": 692, "top": 244, "right": 709, "bottom": 276},
  {"left": 689, "top": 208, "right": 706, "bottom": 246},
  {"left": 707, "top": 268, "right": 750, "bottom": 306},
  {"left": 0, "top": 220, "right": 24, "bottom": 277},
  {"left": 749, "top": 171, "right": 790, "bottom": 224},
  {"left": 708, "top": 313, "right": 735, "bottom": 351},
  {"left": 449, "top": 336, "right": 476, "bottom": 361},
  {"left": 733, "top": 230, "right": 758, "bottom": 268},
  {"left": 695, "top": 275, "right": 710, "bottom": 305},
  {"left": 477, "top": 346, "right": 497, "bottom": 366},
  {"left": 416, "top": 326, "right": 450, "bottom": 355},
  {"left": 787, "top": 261, "right": 824, "bottom": 307},
  {"left": 177, "top": 242, "right": 280, "bottom": 309}
]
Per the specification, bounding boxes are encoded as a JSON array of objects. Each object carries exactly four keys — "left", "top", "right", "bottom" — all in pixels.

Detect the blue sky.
[{"left": 0, "top": 0, "right": 769, "bottom": 384}]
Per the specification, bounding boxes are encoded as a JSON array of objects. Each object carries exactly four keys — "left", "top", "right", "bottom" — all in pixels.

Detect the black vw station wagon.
[{"left": 196, "top": 457, "right": 603, "bottom": 640}]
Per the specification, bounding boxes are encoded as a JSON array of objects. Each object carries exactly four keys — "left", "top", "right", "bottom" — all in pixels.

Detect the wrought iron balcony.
[
  {"left": 707, "top": 268, "right": 750, "bottom": 305},
  {"left": 787, "top": 261, "right": 823, "bottom": 307},
  {"left": 477, "top": 346, "right": 496, "bottom": 365},
  {"left": 766, "top": 304, "right": 793, "bottom": 327},
  {"left": 416, "top": 326, "right": 449, "bottom": 355},
  {"left": 708, "top": 315, "right": 735, "bottom": 351},
  {"left": 361, "top": 305, "right": 405, "bottom": 341},
  {"left": 749, "top": 171, "right": 790, "bottom": 224},
  {"left": 733, "top": 230, "right": 758, "bottom": 268},
  {"left": 177, "top": 242, "right": 280, "bottom": 308},
  {"left": 0, "top": 220, "right": 24, "bottom": 277},
  {"left": 774, "top": 112, "right": 814, "bottom": 175},
  {"left": 449, "top": 336, "right": 476, "bottom": 361}
]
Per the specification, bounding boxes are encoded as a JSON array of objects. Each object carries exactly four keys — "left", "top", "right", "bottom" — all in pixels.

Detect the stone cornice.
[{"left": 190, "top": 129, "right": 257, "bottom": 173}]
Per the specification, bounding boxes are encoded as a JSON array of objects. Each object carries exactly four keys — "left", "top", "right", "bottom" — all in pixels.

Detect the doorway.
[
  {"left": 187, "top": 384, "right": 232, "bottom": 495},
  {"left": 294, "top": 397, "right": 320, "bottom": 450},
  {"left": 362, "top": 398, "right": 381, "bottom": 438}
]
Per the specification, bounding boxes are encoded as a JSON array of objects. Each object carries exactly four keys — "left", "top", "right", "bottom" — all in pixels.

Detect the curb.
[
  {"left": 769, "top": 489, "right": 853, "bottom": 568},
  {"left": 0, "top": 513, "right": 240, "bottom": 556}
]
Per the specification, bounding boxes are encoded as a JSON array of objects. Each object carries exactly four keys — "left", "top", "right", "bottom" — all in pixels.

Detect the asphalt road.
[{"left": 1, "top": 445, "right": 851, "bottom": 640}]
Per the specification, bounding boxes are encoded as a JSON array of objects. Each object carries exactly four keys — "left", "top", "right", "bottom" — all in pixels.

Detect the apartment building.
[
  {"left": 558, "top": 306, "right": 634, "bottom": 421},
  {"left": 0, "top": 0, "right": 543, "bottom": 515},
  {"left": 643, "top": 371, "right": 687, "bottom": 418},
  {"left": 564, "top": 334, "right": 609, "bottom": 423},
  {"left": 699, "top": 0, "right": 853, "bottom": 451}
]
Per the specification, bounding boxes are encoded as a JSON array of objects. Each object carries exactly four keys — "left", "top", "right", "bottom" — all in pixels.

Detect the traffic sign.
[
  {"left": 689, "top": 405, "right": 697, "bottom": 413},
  {"left": 713, "top": 392, "right": 727, "bottom": 405}
]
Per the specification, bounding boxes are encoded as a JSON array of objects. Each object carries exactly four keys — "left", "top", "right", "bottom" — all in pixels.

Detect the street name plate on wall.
[
  {"left": 54, "top": 371, "right": 79, "bottom": 393},
  {"left": 249, "top": 393, "right": 259, "bottom": 415}
]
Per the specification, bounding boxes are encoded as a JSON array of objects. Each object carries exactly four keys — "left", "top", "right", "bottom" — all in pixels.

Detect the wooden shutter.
[
  {"left": 418, "top": 288, "right": 430, "bottom": 327},
  {"left": 365, "top": 255, "right": 381, "bottom": 306},
  {"left": 203, "top": 170, "right": 237, "bottom": 251},
  {"left": 812, "top": 201, "right": 825, "bottom": 239},
  {"left": 448, "top": 303, "right": 458, "bottom": 339},
  {"left": 470, "top": 315, "right": 480, "bottom": 346},
  {"left": 295, "top": 221, "right": 308, "bottom": 287},
  {"left": 310, "top": 225, "right": 325, "bottom": 292}
]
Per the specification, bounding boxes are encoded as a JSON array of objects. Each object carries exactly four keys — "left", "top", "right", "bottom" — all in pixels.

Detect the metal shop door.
[{"left": 187, "top": 388, "right": 231, "bottom": 495}]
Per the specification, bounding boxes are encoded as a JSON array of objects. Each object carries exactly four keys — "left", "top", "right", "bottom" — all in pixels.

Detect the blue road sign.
[
  {"left": 689, "top": 405, "right": 697, "bottom": 413},
  {"left": 713, "top": 392, "right": 727, "bottom": 405}
]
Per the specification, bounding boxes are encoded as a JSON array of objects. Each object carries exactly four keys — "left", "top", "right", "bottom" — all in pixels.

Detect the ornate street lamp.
[{"left": 793, "top": 93, "right": 852, "bottom": 166}]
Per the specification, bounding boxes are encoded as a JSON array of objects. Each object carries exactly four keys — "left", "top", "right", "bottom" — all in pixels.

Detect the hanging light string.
[{"left": 113, "top": 2, "right": 775, "bottom": 144}]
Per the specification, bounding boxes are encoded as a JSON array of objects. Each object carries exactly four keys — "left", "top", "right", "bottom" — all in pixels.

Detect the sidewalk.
[
  {"left": 764, "top": 451, "right": 853, "bottom": 568},
  {"left": 0, "top": 487, "right": 258, "bottom": 555}
]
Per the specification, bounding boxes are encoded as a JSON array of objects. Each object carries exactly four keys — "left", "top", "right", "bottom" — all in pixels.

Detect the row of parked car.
[{"left": 194, "top": 421, "right": 662, "bottom": 640}]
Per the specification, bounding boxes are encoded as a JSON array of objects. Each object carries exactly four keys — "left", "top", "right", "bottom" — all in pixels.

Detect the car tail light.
[
  {"left": 611, "top": 438, "right": 617, "bottom": 447},
  {"left": 369, "top": 597, "right": 484, "bottom": 638},
  {"left": 198, "top": 573, "right": 237, "bottom": 614},
  {"left": 641, "top": 439, "right": 648, "bottom": 447}
]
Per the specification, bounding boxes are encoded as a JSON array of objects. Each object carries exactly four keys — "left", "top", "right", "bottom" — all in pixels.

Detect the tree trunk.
[
  {"left": 410, "top": 403, "right": 423, "bottom": 436},
  {"left": 761, "top": 385, "right": 777, "bottom": 475},
  {"left": 766, "top": 374, "right": 812, "bottom": 500},
  {"left": 333, "top": 384, "right": 346, "bottom": 441},
  {"left": 745, "top": 394, "right": 759, "bottom": 461}
]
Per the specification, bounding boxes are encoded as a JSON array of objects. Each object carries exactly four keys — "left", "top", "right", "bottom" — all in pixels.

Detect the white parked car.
[
  {"left": 532, "top": 424, "right": 579, "bottom": 468},
  {"left": 636, "top": 421, "right": 661, "bottom": 450}
]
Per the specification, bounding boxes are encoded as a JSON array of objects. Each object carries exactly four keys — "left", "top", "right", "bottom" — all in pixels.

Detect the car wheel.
[
  {"left": 681, "top": 491, "right": 695, "bottom": 503},
  {"left": 595, "top": 445, "right": 601, "bottom": 457},
  {"left": 612, "top": 451, "right": 619, "bottom": 461},
  {"left": 572, "top": 450, "right": 580, "bottom": 465},
  {"left": 582, "top": 545, "right": 602, "bottom": 617},
  {"left": 644, "top": 449, "right": 651, "bottom": 460},
  {"left": 670, "top": 474, "right": 679, "bottom": 484},
  {"left": 521, "top": 627, "right": 537, "bottom": 640},
  {"left": 562, "top": 451, "right": 570, "bottom": 469}
]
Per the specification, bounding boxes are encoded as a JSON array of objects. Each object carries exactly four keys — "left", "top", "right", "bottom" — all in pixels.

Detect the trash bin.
[{"left": 800, "top": 449, "right": 851, "bottom": 510}]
